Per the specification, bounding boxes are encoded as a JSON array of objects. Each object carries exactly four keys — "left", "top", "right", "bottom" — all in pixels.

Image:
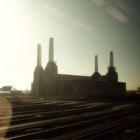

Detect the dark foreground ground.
[{"left": 0, "top": 95, "right": 140, "bottom": 140}]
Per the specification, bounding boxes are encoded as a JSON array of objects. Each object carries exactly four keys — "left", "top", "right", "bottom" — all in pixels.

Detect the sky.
[{"left": 0, "top": 0, "right": 140, "bottom": 90}]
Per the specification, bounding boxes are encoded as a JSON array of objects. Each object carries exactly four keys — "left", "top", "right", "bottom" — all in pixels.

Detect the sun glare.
[
  {"left": 0, "top": 0, "right": 32, "bottom": 89},
  {"left": 0, "top": 0, "right": 28, "bottom": 44}
]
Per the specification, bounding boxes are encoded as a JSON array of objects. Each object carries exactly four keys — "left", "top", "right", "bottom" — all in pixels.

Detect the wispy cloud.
[
  {"left": 43, "top": 3, "right": 94, "bottom": 32},
  {"left": 72, "top": 19, "right": 94, "bottom": 32},
  {"left": 115, "top": 0, "right": 131, "bottom": 15},
  {"left": 92, "top": 0, "right": 105, "bottom": 6},
  {"left": 44, "top": 4, "right": 67, "bottom": 18},
  {"left": 91, "top": 0, "right": 129, "bottom": 23},
  {"left": 107, "top": 5, "right": 129, "bottom": 23}
]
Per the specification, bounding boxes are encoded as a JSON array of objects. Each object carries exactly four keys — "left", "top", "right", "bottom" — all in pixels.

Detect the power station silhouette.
[{"left": 31, "top": 38, "right": 126, "bottom": 100}]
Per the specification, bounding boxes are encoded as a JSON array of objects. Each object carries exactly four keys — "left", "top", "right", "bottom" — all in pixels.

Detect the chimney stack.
[
  {"left": 110, "top": 51, "right": 114, "bottom": 67},
  {"left": 95, "top": 55, "right": 98, "bottom": 72},
  {"left": 37, "top": 44, "right": 42, "bottom": 66},
  {"left": 49, "top": 37, "right": 54, "bottom": 62},
  {"left": 92, "top": 55, "right": 100, "bottom": 80}
]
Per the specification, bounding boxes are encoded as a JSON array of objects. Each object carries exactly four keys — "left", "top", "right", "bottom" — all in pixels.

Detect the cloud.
[
  {"left": 44, "top": 4, "right": 67, "bottom": 18},
  {"left": 106, "top": 5, "right": 129, "bottom": 23},
  {"left": 92, "top": 0, "right": 105, "bottom": 6},
  {"left": 72, "top": 19, "right": 94, "bottom": 32},
  {"left": 43, "top": 3, "right": 94, "bottom": 32},
  {"left": 115, "top": 0, "right": 131, "bottom": 15},
  {"left": 91, "top": 0, "right": 129, "bottom": 23}
]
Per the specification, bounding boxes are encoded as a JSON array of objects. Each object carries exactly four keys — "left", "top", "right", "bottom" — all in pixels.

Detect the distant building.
[
  {"left": 2, "top": 86, "right": 12, "bottom": 91},
  {"left": 31, "top": 38, "right": 126, "bottom": 99}
]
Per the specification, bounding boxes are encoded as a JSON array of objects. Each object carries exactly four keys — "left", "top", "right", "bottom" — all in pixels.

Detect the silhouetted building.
[
  {"left": 2, "top": 86, "right": 12, "bottom": 91},
  {"left": 31, "top": 38, "right": 126, "bottom": 99}
]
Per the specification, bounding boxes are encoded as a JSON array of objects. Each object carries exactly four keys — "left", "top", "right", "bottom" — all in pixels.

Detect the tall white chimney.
[
  {"left": 37, "top": 44, "right": 42, "bottom": 66},
  {"left": 95, "top": 55, "right": 98, "bottom": 72},
  {"left": 49, "top": 37, "right": 54, "bottom": 62},
  {"left": 110, "top": 51, "right": 114, "bottom": 67}
]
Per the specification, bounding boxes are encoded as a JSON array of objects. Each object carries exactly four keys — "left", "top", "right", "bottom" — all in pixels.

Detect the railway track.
[
  {"left": 0, "top": 97, "right": 140, "bottom": 139},
  {"left": 7, "top": 107, "right": 140, "bottom": 139}
]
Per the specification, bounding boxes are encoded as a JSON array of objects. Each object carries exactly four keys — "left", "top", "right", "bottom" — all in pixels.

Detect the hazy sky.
[{"left": 0, "top": 0, "right": 140, "bottom": 90}]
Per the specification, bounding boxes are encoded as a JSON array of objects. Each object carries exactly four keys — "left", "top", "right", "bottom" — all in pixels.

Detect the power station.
[{"left": 31, "top": 38, "right": 126, "bottom": 100}]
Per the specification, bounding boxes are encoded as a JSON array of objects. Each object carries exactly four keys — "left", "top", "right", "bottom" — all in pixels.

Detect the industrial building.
[{"left": 31, "top": 38, "right": 126, "bottom": 99}]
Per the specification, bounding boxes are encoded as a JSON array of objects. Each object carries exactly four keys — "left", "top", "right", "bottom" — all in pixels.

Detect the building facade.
[{"left": 31, "top": 38, "right": 126, "bottom": 100}]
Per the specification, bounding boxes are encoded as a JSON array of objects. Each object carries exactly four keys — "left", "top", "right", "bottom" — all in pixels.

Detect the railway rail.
[{"left": 0, "top": 97, "right": 140, "bottom": 139}]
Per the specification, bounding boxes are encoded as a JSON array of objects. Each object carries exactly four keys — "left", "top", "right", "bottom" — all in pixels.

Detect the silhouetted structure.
[{"left": 31, "top": 38, "right": 126, "bottom": 99}]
